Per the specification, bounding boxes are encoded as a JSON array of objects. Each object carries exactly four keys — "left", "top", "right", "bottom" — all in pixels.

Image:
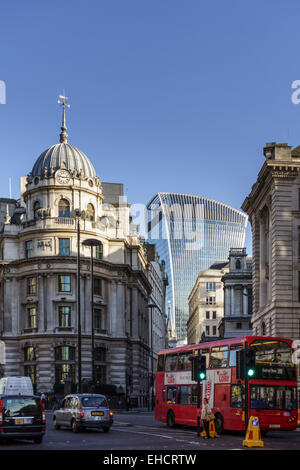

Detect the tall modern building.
[{"left": 147, "top": 193, "right": 248, "bottom": 345}]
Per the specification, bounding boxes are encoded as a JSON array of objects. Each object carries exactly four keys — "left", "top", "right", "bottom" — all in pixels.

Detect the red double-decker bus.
[{"left": 155, "top": 336, "right": 298, "bottom": 433}]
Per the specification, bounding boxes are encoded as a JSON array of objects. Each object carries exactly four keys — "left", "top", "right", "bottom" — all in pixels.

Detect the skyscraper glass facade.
[{"left": 147, "top": 193, "right": 247, "bottom": 344}]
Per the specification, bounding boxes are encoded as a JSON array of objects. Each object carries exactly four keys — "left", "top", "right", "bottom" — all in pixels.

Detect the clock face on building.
[{"left": 56, "top": 170, "right": 70, "bottom": 184}]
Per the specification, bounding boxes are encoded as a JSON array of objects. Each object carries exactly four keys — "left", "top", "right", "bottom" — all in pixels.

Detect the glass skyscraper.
[{"left": 147, "top": 193, "right": 247, "bottom": 345}]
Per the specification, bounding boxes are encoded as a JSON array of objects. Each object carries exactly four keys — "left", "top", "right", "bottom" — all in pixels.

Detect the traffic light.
[
  {"left": 190, "top": 355, "right": 206, "bottom": 381},
  {"left": 236, "top": 348, "right": 256, "bottom": 379},
  {"left": 198, "top": 355, "right": 206, "bottom": 381},
  {"left": 245, "top": 348, "right": 256, "bottom": 378}
]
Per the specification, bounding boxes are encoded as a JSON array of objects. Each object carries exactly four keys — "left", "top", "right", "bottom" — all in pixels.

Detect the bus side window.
[
  {"left": 178, "top": 353, "right": 192, "bottom": 371},
  {"left": 191, "top": 384, "right": 201, "bottom": 406},
  {"left": 177, "top": 385, "right": 191, "bottom": 405},
  {"left": 165, "top": 354, "right": 178, "bottom": 372},
  {"left": 229, "top": 345, "right": 243, "bottom": 367},
  {"left": 231, "top": 385, "right": 244, "bottom": 408},
  {"left": 210, "top": 346, "right": 229, "bottom": 368},
  {"left": 167, "top": 386, "right": 176, "bottom": 404}
]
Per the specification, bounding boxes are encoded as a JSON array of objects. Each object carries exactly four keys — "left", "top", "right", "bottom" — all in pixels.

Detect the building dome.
[
  {"left": 31, "top": 94, "right": 97, "bottom": 179},
  {"left": 31, "top": 142, "right": 96, "bottom": 179}
]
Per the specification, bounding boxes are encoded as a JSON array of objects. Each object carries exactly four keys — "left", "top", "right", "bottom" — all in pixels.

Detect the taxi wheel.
[
  {"left": 72, "top": 419, "right": 80, "bottom": 433},
  {"left": 54, "top": 418, "right": 60, "bottom": 430},
  {"left": 103, "top": 427, "right": 110, "bottom": 433}
]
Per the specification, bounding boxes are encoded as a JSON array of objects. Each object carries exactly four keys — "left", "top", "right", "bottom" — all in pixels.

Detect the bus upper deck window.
[{"left": 157, "top": 354, "right": 165, "bottom": 372}]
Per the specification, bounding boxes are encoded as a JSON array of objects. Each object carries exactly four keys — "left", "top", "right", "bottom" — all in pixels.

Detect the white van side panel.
[{"left": 0, "top": 376, "right": 34, "bottom": 395}]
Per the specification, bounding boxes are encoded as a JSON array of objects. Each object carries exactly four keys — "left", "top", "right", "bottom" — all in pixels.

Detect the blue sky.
[{"left": 1, "top": 0, "right": 300, "bottom": 254}]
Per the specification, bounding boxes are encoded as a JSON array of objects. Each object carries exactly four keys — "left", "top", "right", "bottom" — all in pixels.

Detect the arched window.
[
  {"left": 33, "top": 201, "right": 41, "bottom": 219},
  {"left": 235, "top": 259, "right": 241, "bottom": 270},
  {"left": 86, "top": 203, "right": 95, "bottom": 221},
  {"left": 58, "top": 199, "right": 70, "bottom": 218}
]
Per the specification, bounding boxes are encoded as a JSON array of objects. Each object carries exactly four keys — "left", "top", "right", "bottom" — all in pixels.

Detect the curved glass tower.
[{"left": 147, "top": 193, "right": 247, "bottom": 345}]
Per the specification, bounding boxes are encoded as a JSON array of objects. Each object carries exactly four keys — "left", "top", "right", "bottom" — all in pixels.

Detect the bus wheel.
[
  {"left": 214, "top": 413, "right": 224, "bottom": 434},
  {"left": 167, "top": 410, "right": 175, "bottom": 428}
]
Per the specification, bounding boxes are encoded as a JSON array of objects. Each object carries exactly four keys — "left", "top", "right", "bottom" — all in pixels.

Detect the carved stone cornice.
[{"left": 242, "top": 160, "right": 300, "bottom": 215}]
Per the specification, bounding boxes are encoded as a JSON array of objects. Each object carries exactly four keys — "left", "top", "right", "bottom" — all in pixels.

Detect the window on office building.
[
  {"left": 27, "top": 277, "right": 37, "bottom": 295},
  {"left": 206, "top": 282, "right": 216, "bottom": 292},
  {"left": 58, "top": 306, "right": 71, "bottom": 328},
  {"left": 27, "top": 307, "right": 37, "bottom": 329},
  {"left": 93, "top": 278, "right": 102, "bottom": 296},
  {"left": 59, "top": 238, "right": 70, "bottom": 256},
  {"left": 25, "top": 240, "right": 33, "bottom": 258},
  {"left": 58, "top": 275, "right": 71, "bottom": 292}
]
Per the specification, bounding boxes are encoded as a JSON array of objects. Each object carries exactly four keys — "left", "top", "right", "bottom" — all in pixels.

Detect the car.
[
  {"left": 53, "top": 393, "right": 114, "bottom": 433},
  {"left": 0, "top": 394, "right": 46, "bottom": 443}
]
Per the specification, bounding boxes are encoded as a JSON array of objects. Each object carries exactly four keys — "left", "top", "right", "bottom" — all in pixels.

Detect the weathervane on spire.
[{"left": 58, "top": 90, "right": 70, "bottom": 143}]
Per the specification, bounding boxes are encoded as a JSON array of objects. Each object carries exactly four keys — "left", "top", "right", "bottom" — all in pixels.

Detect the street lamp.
[
  {"left": 147, "top": 303, "right": 156, "bottom": 411},
  {"left": 75, "top": 209, "right": 82, "bottom": 393},
  {"left": 82, "top": 238, "right": 103, "bottom": 386}
]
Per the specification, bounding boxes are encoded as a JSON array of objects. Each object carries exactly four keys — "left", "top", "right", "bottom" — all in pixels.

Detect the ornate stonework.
[
  {"left": 0, "top": 111, "right": 158, "bottom": 407},
  {"left": 241, "top": 142, "right": 300, "bottom": 341}
]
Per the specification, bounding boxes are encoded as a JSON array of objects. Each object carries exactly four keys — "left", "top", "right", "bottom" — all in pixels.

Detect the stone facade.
[
  {"left": 187, "top": 262, "right": 229, "bottom": 344},
  {"left": 144, "top": 243, "right": 168, "bottom": 406},
  {"left": 0, "top": 131, "right": 154, "bottom": 407},
  {"left": 144, "top": 244, "right": 168, "bottom": 366},
  {"left": 219, "top": 248, "right": 252, "bottom": 338},
  {"left": 241, "top": 142, "right": 300, "bottom": 340}
]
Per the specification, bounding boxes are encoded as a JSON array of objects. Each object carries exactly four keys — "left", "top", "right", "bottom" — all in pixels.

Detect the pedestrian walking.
[{"left": 201, "top": 398, "right": 214, "bottom": 439}]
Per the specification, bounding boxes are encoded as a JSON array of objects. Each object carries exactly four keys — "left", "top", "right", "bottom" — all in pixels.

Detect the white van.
[{"left": 0, "top": 376, "right": 34, "bottom": 396}]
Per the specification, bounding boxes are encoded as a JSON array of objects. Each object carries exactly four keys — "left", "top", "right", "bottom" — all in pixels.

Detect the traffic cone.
[
  {"left": 209, "top": 419, "right": 217, "bottom": 438},
  {"left": 201, "top": 420, "right": 217, "bottom": 438},
  {"left": 243, "top": 416, "right": 264, "bottom": 447}
]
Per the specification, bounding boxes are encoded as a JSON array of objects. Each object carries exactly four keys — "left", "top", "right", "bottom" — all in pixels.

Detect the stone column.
[
  {"left": 3, "top": 278, "right": 12, "bottom": 332},
  {"left": 131, "top": 287, "right": 139, "bottom": 338},
  {"left": 38, "top": 274, "right": 44, "bottom": 332},
  {"left": 230, "top": 286, "right": 235, "bottom": 316},
  {"left": 46, "top": 274, "right": 55, "bottom": 332},
  {"left": 84, "top": 275, "right": 90, "bottom": 334},
  {"left": 259, "top": 216, "right": 267, "bottom": 308},
  {"left": 225, "top": 286, "right": 231, "bottom": 316},
  {"left": 243, "top": 287, "right": 248, "bottom": 316},
  {"left": 108, "top": 280, "right": 117, "bottom": 335},
  {"left": 116, "top": 281, "right": 125, "bottom": 336},
  {"left": 11, "top": 277, "right": 18, "bottom": 334}
]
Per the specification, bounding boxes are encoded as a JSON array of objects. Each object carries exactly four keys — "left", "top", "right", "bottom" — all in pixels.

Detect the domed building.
[{"left": 0, "top": 101, "right": 154, "bottom": 406}]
